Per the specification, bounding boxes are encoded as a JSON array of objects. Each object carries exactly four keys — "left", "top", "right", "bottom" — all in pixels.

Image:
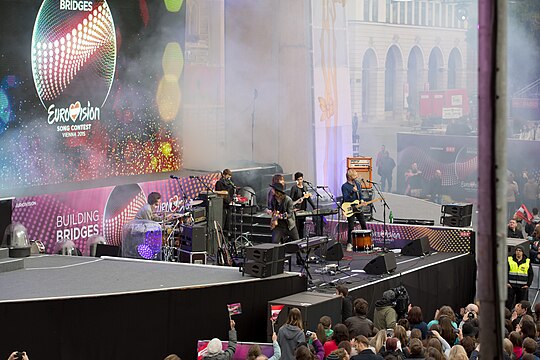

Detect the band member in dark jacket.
[
  {"left": 341, "top": 169, "right": 367, "bottom": 252},
  {"left": 290, "top": 172, "right": 316, "bottom": 239},
  {"left": 215, "top": 169, "right": 236, "bottom": 232},
  {"left": 270, "top": 183, "right": 299, "bottom": 244}
]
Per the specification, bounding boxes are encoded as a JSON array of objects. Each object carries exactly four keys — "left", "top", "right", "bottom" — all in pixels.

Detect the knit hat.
[
  {"left": 514, "top": 245, "right": 526, "bottom": 255},
  {"left": 326, "top": 353, "right": 340, "bottom": 360},
  {"left": 206, "top": 338, "right": 222, "bottom": 355},
  {"left": 383, "top": 289, "right": 396, "bottom": 302}
]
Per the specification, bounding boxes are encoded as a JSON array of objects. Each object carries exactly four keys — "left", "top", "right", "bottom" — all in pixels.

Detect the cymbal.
[{"left": 185, "top": 199, "right": 203, "bottom": 207}]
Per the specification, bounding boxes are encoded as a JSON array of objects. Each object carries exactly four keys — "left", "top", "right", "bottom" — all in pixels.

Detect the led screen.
[{"left": 0, "top": 0, "right": 185, "bottom": 197}]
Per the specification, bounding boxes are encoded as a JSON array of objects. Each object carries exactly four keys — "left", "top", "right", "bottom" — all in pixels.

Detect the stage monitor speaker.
[
  {"left": 244, "top": 260, "right": 284, "bottom": 278},
  {"left": 268, "top": 292, "right": 342, "bottom": 341},
  {"left": 363, "top": 252, "right": 397, "bottom": 275},
  {"left": 95, "top": 244, "right": 120, "bottom": 257},
  {"left": 245, "top": 243, "right": 285, "bottom": 263},
  {"left": 325, "top": 241, "right": 344, "bottom": 261},
  {"left": 441, "top": 203, "right": 473, "bottom": 217},
  {"left": 180, "top": 224, "right": 206, "bottom": 252},
  {"left": 440, "top": 215, "right": 472, "bottom": 227},
  {"left": 401, "top": 236, "right": 430, "bottom": 257}
]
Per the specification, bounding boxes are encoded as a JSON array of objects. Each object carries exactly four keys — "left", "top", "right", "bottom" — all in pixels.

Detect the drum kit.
[{"left": 158, "top": 198, "right": 203, "bottom": 261}]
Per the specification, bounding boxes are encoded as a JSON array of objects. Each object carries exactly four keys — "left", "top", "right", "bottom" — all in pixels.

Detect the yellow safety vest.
[{"left": 508, "top": 256, "right": 530, "bottom": 286}]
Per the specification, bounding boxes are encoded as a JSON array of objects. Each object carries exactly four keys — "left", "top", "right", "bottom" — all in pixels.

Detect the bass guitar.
[{"left": 341, "top": 198, "right": 382, "bottom": 218}]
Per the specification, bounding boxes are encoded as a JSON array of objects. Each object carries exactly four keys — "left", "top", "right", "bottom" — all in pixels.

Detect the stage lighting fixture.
[
  {"left": 55, "top": 240, "right": 82, "bottom": 256},
  {"left": 87, "top": 234, "right": 107, "bottom": 256},
  {"left": 2, "top": 223, "right": 31, "bottom": 258}
]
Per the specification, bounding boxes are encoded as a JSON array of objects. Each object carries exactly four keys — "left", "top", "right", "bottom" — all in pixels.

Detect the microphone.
[
  {"left": 170, "top": 175, "right": 179, "bottom": 179},
  {"left": 304, "top": 180, "right": 312, "bottom": 185},
  {"left": 316, "top": 185, "right": 328, "bottom": 189},
  {"left": 189, "top": 175, "right": 199, "bottom": 179},
  {"left": 366, "top": 180, "right": 378, "bottom": 184}
]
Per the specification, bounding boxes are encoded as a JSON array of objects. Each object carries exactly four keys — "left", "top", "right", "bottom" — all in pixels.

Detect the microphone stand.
[{"left": 369, "top": 180, "right": 390, "bottom": 253}]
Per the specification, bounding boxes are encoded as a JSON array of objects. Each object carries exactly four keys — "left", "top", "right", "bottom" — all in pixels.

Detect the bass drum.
[{"left": 237, "top": 186, "right": 257, "bottom": 207}]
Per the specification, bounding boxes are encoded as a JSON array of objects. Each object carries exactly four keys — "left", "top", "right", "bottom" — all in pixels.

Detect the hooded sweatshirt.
[
  {"left": 373, "top": 298, "right": 397, "bottom": 331},
  {"left": 277, "top": 324, "right": 304, "bottom": 360}
]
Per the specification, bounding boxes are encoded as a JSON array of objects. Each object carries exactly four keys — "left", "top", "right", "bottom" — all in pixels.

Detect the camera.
[
  {"left": 15, "top": 352, "right": 24, "bottom": 359},
  {"left": 306, "top": 330, "right": 313, "bottom": 336},
  {"left": 386, "top": 328, "right": 394, "bottom": 337}
]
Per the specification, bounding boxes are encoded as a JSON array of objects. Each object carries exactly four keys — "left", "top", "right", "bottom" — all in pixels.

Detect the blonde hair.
[
  {"left": 346, "top": 169, "right": 358, "bottom": 181},
  {"left": 370, "top": 329, "right": 387, "bottom": 353},
  {"left": 448, "top": 345, "right": 468, "bottom": 360}
]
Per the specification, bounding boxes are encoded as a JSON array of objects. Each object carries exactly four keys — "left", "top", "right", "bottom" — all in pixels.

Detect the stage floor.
[{"left": 0, "top": 255, "right": 295, "bottom": 303}]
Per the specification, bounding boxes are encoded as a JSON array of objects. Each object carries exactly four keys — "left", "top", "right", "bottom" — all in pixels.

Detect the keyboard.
[
  {"left": 283, "top": 236, "right": 329, "bottom": 253},
  {"left": 295, "top": 209, "right": 338, "bottom": 218}
]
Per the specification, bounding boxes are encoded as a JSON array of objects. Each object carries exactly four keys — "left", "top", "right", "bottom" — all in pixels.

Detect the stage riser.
[
  {"left": 0, "top": 257, "right": 24, "bottom": 273},
  {"left": 0, "top": 272, "right": 307, "bottom": 360}
]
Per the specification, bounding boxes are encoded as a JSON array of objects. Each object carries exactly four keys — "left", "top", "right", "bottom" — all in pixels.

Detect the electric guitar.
[
  {"left": 293, "top": 192, "right": 311, "bottom": 207},
  {"left": 270, "top": 211, "right": 288, "bottom": 230},
  {"left": 214, "top": 220, "right": 232, "bottom": 266},
  {"left": 341, "top": 198, "right": 383, "bottom": 218}
]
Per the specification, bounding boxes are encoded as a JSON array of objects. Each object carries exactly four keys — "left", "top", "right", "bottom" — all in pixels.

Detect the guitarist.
[
  {"left": 270, "top": 182, "right": 300, "bottom": 244},
  {"left": 215, "top": 169, "right": 236, "bottom": 234},
  {"left": 290, "top": 172, "right": 316, "bottom": 239},
  {"left": 341, "top": 169, "right": 367, "bottom": 252}
]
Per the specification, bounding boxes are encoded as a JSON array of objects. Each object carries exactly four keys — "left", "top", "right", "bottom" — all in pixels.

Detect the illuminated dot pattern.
[{"left": 31, "top": 1, "right": 116, "bottom": 105}]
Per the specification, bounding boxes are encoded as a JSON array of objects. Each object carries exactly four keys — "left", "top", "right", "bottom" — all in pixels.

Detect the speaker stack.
[
  {"left": 401, "top": 236, "right": 430, "bottom": 257},
  {"left": 244, "top": 243, "right": 285, "bottom": 278},
  {"left": 440, "top": 203, "right": 473, "bottom": 227},
  {"left": 363, "top": 252, "right": 397, "bottom": 275}
]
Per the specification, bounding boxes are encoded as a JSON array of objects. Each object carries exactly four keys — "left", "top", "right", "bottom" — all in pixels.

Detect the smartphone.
[
  {"left": 386, "top": 329, "right": 394, "bottom": 337},
  {"left": 306, "top": 330, "right": 313, "bottom": 336}
]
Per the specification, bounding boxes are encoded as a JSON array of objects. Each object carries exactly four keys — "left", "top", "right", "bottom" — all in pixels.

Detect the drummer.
[
  {"left": 215, "top": 169, "right": 236, "bottom": 233},
  {"left": 135, "top": 192, "right": 164, "bottom": 222}
]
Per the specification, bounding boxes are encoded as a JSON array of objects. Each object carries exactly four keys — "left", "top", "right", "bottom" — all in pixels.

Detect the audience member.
[
  {"left": 460, "top": 336, "right": 477, "bottom": 358},
  {"left": 447, "top": 345, "right": 468, "bottom": 360},
  {"left": 345, "top": 298, "right": 375, "bottom": 338},
  {"left": 370, "top": 330, "right": 388, "bottom": 354},
  {"left": 316, "top": 316, "right": 334, "bottom": 344},
  {"left": 336, "top": 285, "right": 354, "bottom": 322},
  {"left": 338, "top": 340, "right": 352, "bottom": 356},
  {"left": 250, "top": 331, "right": 281, "bottom": 360},
  {"left": 351, "top": 335, "right": 383, "bottom": 360},
  {"left": 374, "top": 290, "right": 398, "bottom": 332},
  {"left": 327, "top": 348, "right": 349, "bottom": 360},
  {"left": 7, "top": 353, "right": 29, "bottom": 360},
  {"left": 393, "top": 325, "right": 409, "bottom": 357},
  {"left": 502, "top": 338, "right": 514, "bottom": 359},
  {"left": 408, "top": 306, "right": 428, "bottom": 339},
  {"left": 307, "top": 331, "right": 325, "bottom": 360},
  {"left": 324, "top": 324, "right": 350, "bottom": 358},
  {"left": 204, "top": 320, "right": 237, "bottom": 360},
  {"left": 295, "top": 345, "right": 316, "bottom": 360},
  {"left": 379, "top": 337, "right": 404, "bottom": 359},
  {"left": 508, "top": 219, "right": 524, "bottom": 239},
  {"left": 278, "top": 308, "right": 305, "bottom": 360},
  {"left": 407, "top": 338, "right": 424, "bottom": 359},
  {"left": 509, "top": 331, "right": 524, "bottom": 359},
  {"left": 164, "top": 355, "right": 181, "bottom": 360},
  {"left": 522, "top": 337, "right": 538, "bottom": 359}
]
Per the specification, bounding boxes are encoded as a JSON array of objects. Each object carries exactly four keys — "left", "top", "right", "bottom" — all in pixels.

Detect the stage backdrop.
[
  {"left": 11, "top": 173, "right": 220, "bottom": 254},
  {"left": 312, "top": 0, "right": 353, "bottom": 195},
  {"left": 0, "top": 0, "right": 186, "bottom": 198}
]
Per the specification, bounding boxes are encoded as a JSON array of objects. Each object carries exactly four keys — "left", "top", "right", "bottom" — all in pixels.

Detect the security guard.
[{"left": 507, "top": 245, "right": 534, "bottom": 310}]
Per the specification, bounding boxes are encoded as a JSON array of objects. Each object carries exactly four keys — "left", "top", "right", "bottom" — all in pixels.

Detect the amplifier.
[
  {"left": 179, "top": 224, "right": 206, "bottom": 252},
  {"left": 191, "top": 206, "right": 206, "bottom": 223},
  {"left": 245, "top": 243, "right": 285, "bottom": 263}
]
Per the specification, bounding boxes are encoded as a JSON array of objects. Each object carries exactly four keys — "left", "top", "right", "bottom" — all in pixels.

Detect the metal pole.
[{"left": 477, "top": 0, "right": 507, "bottom": 358}]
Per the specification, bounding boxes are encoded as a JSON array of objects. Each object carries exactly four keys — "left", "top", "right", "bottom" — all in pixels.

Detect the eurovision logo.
[{"left": 31, "top": 0, "right": 116, "bottom": 124}]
